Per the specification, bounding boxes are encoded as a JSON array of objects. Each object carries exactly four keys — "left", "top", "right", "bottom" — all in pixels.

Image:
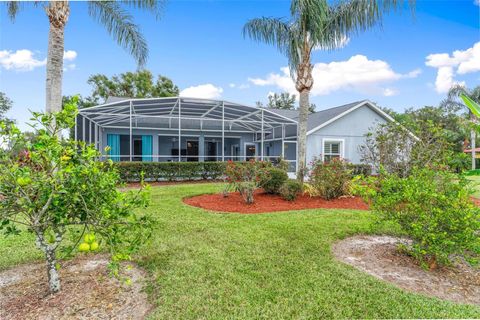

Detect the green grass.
[
  {"left": 467, "top": 175, "right": 480, "bottom": 198},
  {"left": 1, "top": 183, "right": 479, "bottom": 319}
]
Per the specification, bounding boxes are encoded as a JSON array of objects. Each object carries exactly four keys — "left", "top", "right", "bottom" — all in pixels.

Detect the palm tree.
[
  {"left": 243, "top": 0, "right": 414, "bottom": 182},
  {"left": 5, "top": 1, "right": 163, "bottom": 115},
  {"left": 442, "top": 84, "right": 480, "bottom": 170}
]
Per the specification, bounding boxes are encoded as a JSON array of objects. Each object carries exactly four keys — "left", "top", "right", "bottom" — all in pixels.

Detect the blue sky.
[{"left": 1, "top": 0, "right": 479, "bottom": 131}]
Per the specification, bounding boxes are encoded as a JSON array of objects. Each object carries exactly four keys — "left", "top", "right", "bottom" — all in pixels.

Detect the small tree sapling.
[{"left": 0, "top": 98, "right": 152, "bottom": 293}]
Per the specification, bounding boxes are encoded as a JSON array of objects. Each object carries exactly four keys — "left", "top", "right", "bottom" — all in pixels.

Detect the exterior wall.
[{"left": 306, "top": 105, "right": 388, "bottom": 164}]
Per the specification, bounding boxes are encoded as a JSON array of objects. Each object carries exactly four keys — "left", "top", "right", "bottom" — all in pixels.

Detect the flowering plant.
[{"left": 224, "top": 160, "right": 271, "bottom": 203}]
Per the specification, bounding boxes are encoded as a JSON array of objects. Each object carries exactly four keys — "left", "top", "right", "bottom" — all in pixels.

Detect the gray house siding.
[{"left": 306, "top": 104, "right": 388, "bottom": 164}]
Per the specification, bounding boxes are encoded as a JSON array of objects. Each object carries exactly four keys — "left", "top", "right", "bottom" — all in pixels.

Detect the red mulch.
[
  {"left": 472, "top": 197, "right": 480, "bottom": 207},
  {"left": 183, "top": 190, "right": 369, "bottom": 214}
]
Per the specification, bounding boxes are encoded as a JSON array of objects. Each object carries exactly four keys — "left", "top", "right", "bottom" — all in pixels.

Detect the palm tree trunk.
[
  {"left": 45, "top": 1, "right": 70, "bottom": 115},
  {"left": 471, "top": 119, "right": 476, "bottom": 170},
  {"left": 295, "top": 60, "right": 314, "bottom": 183},
  {"left": 297, "top": 89, "right": 310, "bottom": 182}
]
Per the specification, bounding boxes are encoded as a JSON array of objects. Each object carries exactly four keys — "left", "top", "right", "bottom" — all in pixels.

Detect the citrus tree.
[{"left": 0, "top": 98, "right": 152, "bottom": 293}]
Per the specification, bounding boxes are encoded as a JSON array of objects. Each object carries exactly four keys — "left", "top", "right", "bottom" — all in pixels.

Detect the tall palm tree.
[
  {"left": 442, "top": 84, "right": 480, "bottom": 170},
  {"left": 243, "top": 0, "right": 414, "bottom": 182},
  {"left": 5, "top": 1, "right": 163, "bottom": 115}
]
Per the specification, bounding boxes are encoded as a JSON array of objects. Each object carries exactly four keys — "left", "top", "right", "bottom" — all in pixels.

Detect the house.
[{"left": 75, "top": 97, "right": 393, "bottom": 172}]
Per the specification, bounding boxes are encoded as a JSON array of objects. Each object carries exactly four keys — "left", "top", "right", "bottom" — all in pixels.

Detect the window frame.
[{"left": 322, "top": 138, "right": 345, "bottom": 162}]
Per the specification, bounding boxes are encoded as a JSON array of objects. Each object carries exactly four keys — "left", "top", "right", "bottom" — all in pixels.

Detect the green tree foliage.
[
  {"left": 0, "top": 98, "right": 152, "bottom": 293},
  {"left": 0, "top": 92, "right": 13, "bottom": 119},
  {"left": 368, "top": 167, "right": 480, "bottom": 269},
  {"left": 88, "top": 70, "right": 179, "bottom": 102},
  {"left": 360, "top": 119, "right": 460, "bottom": 176},
  {"left": 256, "top": 92, "right": 316, "bottom": 113}
]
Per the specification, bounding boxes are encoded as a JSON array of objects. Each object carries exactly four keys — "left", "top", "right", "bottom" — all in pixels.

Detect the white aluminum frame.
[{"left": 76, "top": 97, "right": 298, "bottom": 164}]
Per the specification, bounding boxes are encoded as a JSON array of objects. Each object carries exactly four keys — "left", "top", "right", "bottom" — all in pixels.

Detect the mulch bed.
[
  {"left": 183, "top": 190, "right": 369, "bottom": 214},
  {"left": 333, "top": 235, "right": 480, "bottom": 305},
  {"left": 0, "top": 255, "right": 151, "bottom": 320}
]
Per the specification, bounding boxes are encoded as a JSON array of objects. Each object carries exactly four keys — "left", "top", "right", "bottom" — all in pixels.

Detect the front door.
[
  {"left": 245, "top": 144, "right": 256, "bottom": 161},
  {"left": 186, "top": 140, "right": 199, "bottom": 162},
  {"left": 205, "top": 141, "right": 217, "bottom": 161}
]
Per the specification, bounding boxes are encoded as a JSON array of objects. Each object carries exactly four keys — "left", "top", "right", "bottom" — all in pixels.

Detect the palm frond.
[
  {"left": 323, "top": 0, "right": 414, "bottom": 45},
  {"left": 5, "top": 1, "right": 22, "bottom": 22},
  {"left": 88, "top": 1, "right": 149, "bottom": 67},
  {"left": 119, "top": 0, "right": 166, "bottom": 20},
  {"left": 243, "top": 17, "right": 291, "bottom": 56}
]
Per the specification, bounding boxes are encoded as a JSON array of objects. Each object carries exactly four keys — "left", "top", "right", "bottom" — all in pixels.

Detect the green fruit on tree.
[
  {"left": 16, "top": 177, "right": 32, "bottom": 186},
  {"left": 79, "top": 242, "right": 90, "bottom": 252},
  {"left": 84, "top": 233, "right": 95, "bottom": 244},
  {"left": 90, "top": 241, "right": 99, "bottom": 251}
]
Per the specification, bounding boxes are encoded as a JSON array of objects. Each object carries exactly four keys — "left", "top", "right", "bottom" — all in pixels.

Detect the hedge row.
[
  {"left": 113, "top": 161, "right": 229, "bottom": 182},
  {"left": 112, "top": 161, "right": 372, "bottom": 183}
]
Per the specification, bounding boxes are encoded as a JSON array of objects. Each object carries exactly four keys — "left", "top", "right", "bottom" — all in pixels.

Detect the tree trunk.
[
  {"left": 295, "top": 60, "right": 314, "bottom": 183},
  {"left": 471, "top": 129, "right": 476, "bottom": 170},
  {"left": 45, "top": 1, "right": 70, "bottom": 116},
  {"left": 45, "top": 247, "right": 60, "bottom": 293},
  {"left": 35, "top": 232, "right": 62, "bottom": 293},
  {"left": 297, "top": 89, "right": 310, "bottom": 182}
]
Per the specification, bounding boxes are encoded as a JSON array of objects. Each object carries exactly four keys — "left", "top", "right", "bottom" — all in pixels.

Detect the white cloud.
[
  {"left": 0, "top": 49, "right": 46, "bottom": 71},
  {"left": 248, "top": 55, "right": 419, "bottom": 97},
  {"left": 228, "top": 82, "right": 250, "bottom": 90},
  {"left": 383, "top": 88, "right": 398, "bottom": 96},
  {"left": 475, "top": 0, "right": 479, "bottom": 6},
  {"left": 63, "top": 50, "right": 77, "bottom": 61},
  {"left": 180, "top": 83, "right": 223, "bottom": 99},
  {"left": 426, "top": 42, "right": 480, "bottom": 93},
  {"left": 0, "top": 49, "right": 78, "bottom": 72}
]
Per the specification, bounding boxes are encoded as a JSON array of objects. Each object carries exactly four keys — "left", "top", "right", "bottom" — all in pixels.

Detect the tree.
[
  {"left": 442, "top": 84, "right": 480, "bottom": 170},
  {"left": 4, "top": 1, "right": 164, "bottom": 115},
  {"left": 0, "top": 92, "right": 13, "bottom": 120},
  {"left": 88, "top": 70, "right": 179, "bottom": 103},
  {"left": 0, "top": 99, "right": 152, "bottom": 293},
  {"left": 243, "top": 0, "right": 414, "bottom": 182},
  {"left": 360, "top": 119, "right": 456, "bottom": 177},
  {"left": 256, "top": 92, "right": 315, "bottom": 112}
]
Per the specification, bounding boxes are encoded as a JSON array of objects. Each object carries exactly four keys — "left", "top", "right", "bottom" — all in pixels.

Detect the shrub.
[
  {"left": 224, "top": 160, "right": 271, "bottom": 203},
  {"left": 260, "top": 167, "right": 288, "bottom": 194},
  {"left": 280, "top": 180, "right": 303, "bottom": 201},
  {"left": 0, "top": 100, "right": 152, "bottom": 293},
  {"left": 303, "top": 182, "right": 320, "bottom": 197},
  {"left": 309, "top": 157, "right": 352, "bottom": 200},
  {"left": 114, "top": 161, "right": 227, "bottom": 182},
  {"left": 370, "top": 167, "right": 480, "bottom": 269}
]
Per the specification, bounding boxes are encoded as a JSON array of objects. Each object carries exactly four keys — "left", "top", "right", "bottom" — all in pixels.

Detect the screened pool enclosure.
[{"left": 75, "top": 97, "right": 299, "bottom": 172}]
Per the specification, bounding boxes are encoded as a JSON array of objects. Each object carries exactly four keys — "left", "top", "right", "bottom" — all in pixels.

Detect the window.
[{"left": 323, "top": 140, "right": 343, "bottom": 162}]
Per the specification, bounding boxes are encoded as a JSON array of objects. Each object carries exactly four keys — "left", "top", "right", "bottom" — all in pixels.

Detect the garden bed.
[
  {"left": 0, "top": 255, "right": 151, "bottom": 320},
  {"left": 183, "top": 190, "right": 369, "bottom": 213},
  {"left": 333, "top": 235, "right": 480, "bottom": 306}
]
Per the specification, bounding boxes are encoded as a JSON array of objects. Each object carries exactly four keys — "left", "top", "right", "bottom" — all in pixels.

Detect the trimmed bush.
[
  {"left": 113, "top": 161, "right": 228, "bottom": 182},
  {"left": 370, "top": 167, "right": 480, "bottom": 269},
  {"left": 280, "top": 180, "right": 303, "bottom": 201},
  {"left": 309, "top": 157, "right": 352, "bottom": 200},
  {"left": 260, "top": 167, "right": 288, "bottom": 194}
]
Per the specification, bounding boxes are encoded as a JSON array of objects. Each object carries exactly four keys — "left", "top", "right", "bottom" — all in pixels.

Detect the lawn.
[
  {"left": 467, "top": 175, "right": 480, "bottom": 198},
  {"left": 1, "top": 183, "right": 479, "bottom": 319}
]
